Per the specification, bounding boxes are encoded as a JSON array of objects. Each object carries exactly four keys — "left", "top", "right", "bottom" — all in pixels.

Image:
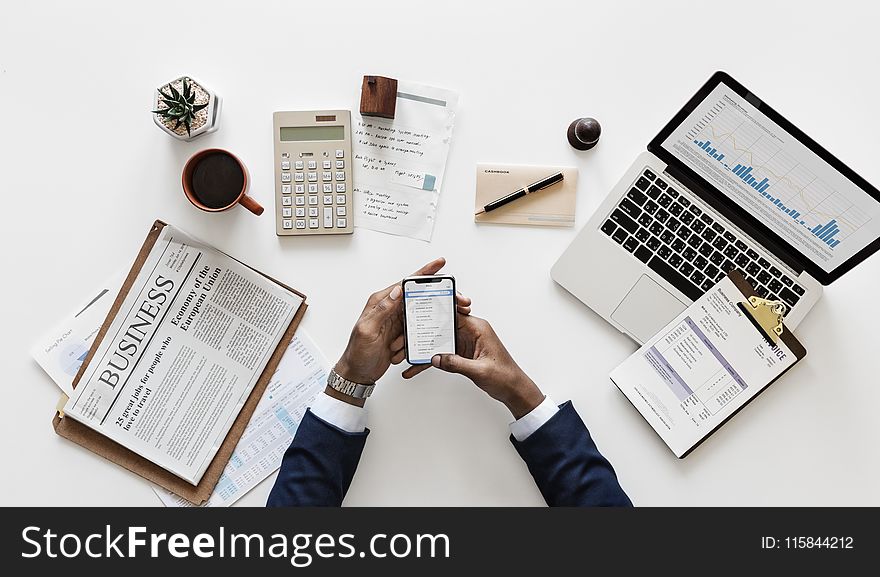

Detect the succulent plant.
[{"left": 152, "top": 78, "right": 208, "bottom": 137}]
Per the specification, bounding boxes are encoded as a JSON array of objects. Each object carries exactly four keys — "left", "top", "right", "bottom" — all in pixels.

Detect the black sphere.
[{"left": 567, "top": 117, "right": 601, "bottom": 150}]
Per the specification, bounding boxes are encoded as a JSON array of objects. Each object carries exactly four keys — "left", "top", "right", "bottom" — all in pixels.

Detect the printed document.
[
  {"left": 353, "top": 80, "right": 458, "bottom": 241},
  {"left": 31, "top": 271, "right": 125, "bottom": 396},
  {"left": 153, "top": 330, "right": 328, "bottom": 507},
  {"left": 610, "top": 276, "right": 798, "bottom": 457},
  {"left": 63, "top": 224, "right": 303, "bottom": 484}
]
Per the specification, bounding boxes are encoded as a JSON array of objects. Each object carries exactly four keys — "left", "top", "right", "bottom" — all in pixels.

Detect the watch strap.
[{"left": 327, "top": 368, "right": 375, "bottom": 399}]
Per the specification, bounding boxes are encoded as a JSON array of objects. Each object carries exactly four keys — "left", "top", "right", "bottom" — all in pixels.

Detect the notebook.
[{"left": 474, "top": 163, "right": 578, "bottom": 227}]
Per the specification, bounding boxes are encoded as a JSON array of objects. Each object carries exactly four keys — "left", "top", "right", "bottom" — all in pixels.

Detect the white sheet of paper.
[
  {"left": 353, "top": 80, "right": 458, "bottom": 241},
  {"left": 30, "top": 271, "right": 126, "bottom": 396},
  {"left": 153, "top": 330, "right": 328, "bottom": 507}
]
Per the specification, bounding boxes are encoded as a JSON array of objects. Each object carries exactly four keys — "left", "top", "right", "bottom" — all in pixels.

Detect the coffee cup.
[{"left": 182, "top": 148, "right": 264, "bottom": 215}]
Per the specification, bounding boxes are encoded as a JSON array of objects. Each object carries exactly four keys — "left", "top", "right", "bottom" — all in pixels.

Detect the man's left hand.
[{"left": 334, "top": 257, "right": 471, "bottom": 391}]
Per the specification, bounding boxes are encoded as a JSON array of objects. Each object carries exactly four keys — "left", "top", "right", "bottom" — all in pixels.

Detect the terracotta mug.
[{"left": 182, "top": 148, "right": 264, "bottom": 215}]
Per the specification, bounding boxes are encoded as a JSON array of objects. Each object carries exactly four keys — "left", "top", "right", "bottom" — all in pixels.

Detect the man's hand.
[
  {"left": 402, "top": 315, "right": 544, "bottom": 419},
  {"left": 332, "top": 257, "right": 471, "bottom": 406}
]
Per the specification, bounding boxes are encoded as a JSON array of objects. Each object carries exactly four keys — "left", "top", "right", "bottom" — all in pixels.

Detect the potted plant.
[{"left": 152, "top": 76, "right": 221, "bottom": 140}]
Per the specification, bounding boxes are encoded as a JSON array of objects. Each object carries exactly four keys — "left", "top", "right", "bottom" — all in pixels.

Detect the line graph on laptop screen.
[{"left": 662, "top": 82, "right": 880, "bottom": 273}]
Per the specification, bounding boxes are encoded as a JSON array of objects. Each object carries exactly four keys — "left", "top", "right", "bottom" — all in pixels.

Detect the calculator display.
[{"left": 280, "top": 126, "right": 344, "bottom": 142}]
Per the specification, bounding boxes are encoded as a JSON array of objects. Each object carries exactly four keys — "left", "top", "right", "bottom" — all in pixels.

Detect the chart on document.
[{"left": 663, "top": 82, "right": 880, "bottom": 271}]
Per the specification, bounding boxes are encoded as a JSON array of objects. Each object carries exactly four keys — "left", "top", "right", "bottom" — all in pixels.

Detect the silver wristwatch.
[{"left": 327, "top": 368, "right": 375, "bottom": 399}]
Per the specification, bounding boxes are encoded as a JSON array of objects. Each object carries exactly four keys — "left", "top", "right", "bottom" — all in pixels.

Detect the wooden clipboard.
[{"left": 52, "top": 220, "right": 307, "bottom": 504}]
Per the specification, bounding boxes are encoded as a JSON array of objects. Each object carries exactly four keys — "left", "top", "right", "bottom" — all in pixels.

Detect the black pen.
[{"left": 475, "top": 171, "right": 565, "bottom": 215}]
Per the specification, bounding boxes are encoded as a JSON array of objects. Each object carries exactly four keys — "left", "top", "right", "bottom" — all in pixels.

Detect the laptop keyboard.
[{"left": 601, "top": 168, "right": 805, "bottom": 311}]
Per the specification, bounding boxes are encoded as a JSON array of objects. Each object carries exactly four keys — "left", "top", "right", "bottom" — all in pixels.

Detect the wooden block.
[{"left": 360, "top": 75, "right": 398, "bottom": 119}]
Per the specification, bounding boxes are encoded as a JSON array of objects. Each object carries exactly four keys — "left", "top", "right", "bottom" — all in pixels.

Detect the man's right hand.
[{"left": 402, "top": 315, "right": 545, "bottom": 419}]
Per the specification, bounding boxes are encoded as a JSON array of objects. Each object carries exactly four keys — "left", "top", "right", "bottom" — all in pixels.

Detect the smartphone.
[{"left": 402, "top": 275, "right": 457, "bottom": 365}]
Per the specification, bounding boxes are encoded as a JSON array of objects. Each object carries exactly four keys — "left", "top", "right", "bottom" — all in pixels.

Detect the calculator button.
[
  {"left": 308, "top": 183, "right": 318, "bottom": 193},
  {"left": 295, "top": 207, "right": 305, "bottom": 217},
  {"left": 307, "top": 160, "right": 317, "bottom": 170},
  {"left": 282, "top": 196, "right": 292, "bottom": 206},
  {"left": 336, "top": 160, "right": 344, "bottom": 169},
  {"left": 336, "top": 194, "right": 346, "bottom": 204},
  {"left": 335, "top": 171, "right": 345, "bottom": 181},
  {"left": 281, "top": 160, "right": 290, "bottom": 170},
  {"left": 282, "top": 184, "right": 291, "bottom": 194},
  {"left": 309, "top": 207, "right": 319, "bottom": 217},
  {"left": 323, "top": 171, "right": 333, "bottom": 181},
  {"left": 281, "top": 173, "right": 291, "bottom": 183},
  {"left": 308, "top": 172, "right": 318, "bottom": 182},
  {"left": 295, "top": 184, "right": 305, "bottom": 193},
  {"left": 323, "top": 183, "right": 333, "bottom": 193},
  {"left": 295, "top": 196, "right": 305, "bottom": 206},
  {"left": 309, "top": 218, "right": 319, "bottom": 229},
  {"left": 283, "top": 219, "right": 292, "bottom": 230},
  {"left": 336, "top": 183, "right": 346, "bottom": 193},
  {"left": 336, "top": 218, "right": 347, "bottom": 228},
  {"left": 335, "top": 149, "right": 344, "bottom": 158},
  {"left": 295, "top": 219, "right": 306, "bottom": 229},
  {"left": 336, "top": 206, "right": 346, "bottom": 216},
  {"left": 308, "top": 195, "right": 318, "bottom": 205},
  {"left": 323, "top": 160, "right": 332, "bottom": 169},
  {"left": 282, "top": 207, "right": 292, "bottom": 217},
  {"left": 324, "top": 207, "right": 334, "bottom": 228},
  {"left": 323, "top": 195, "right": 333, "bottom": 205},
  {"left": 295, "top": 160, "right": 304, "bottom": 170},
  {"left": 294, "top": 173, "right": 305, "bottom": 182}
]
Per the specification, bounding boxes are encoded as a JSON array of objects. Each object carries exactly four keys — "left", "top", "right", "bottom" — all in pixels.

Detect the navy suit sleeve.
[
  {"left": 511, "top": 401, "right": 632, "bottom": 507},
  {"left": 267, "top": 409, "right": 368, "bottom": 507}
]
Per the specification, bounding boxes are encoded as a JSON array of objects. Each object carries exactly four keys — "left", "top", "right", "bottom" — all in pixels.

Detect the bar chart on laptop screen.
[{"left": 683, "top": 99, "right": 871, "bottom": 251}]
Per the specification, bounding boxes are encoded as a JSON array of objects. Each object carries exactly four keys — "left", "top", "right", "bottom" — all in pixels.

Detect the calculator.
[{"left": 273, "top": 110, "right": 354, "bottom": 236}]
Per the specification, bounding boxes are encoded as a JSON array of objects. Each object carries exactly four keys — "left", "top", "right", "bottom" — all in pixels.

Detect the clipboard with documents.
[
  {"left": 610, "top": 270, "right": 806, "bottom": 458},
  {"left": 53, "top": 220, "right": 308, "bottom": 504}
]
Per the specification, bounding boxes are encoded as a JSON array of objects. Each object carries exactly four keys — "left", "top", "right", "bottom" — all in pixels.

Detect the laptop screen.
[{"left": 657, "top": 77, "right": 880, "bottom": 279}]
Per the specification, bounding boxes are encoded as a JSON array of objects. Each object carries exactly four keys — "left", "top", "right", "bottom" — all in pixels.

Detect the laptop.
[{"left": 552, "top": 71, "right": 880, "bottom": 344}]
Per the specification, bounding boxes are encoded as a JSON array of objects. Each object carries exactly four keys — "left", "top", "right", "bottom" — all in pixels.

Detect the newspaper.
[
  {"left": 154, "top": 331, "right": 328, "bottom": 507},
  {"left": 63, "top": 224, "right": 303, "bottom": 485}
]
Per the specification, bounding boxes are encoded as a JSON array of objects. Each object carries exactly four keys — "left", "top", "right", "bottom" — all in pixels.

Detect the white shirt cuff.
[
  {"left": 509, "top": 396, "right": 559, "bottom": 442},
  {"left": 309, "top": 391, "right": 368, "bottom": 433}
]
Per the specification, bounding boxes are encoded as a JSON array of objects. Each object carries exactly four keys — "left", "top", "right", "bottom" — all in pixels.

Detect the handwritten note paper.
[{"left": 353, "top": 81, "right": 458, "bottom": 241}]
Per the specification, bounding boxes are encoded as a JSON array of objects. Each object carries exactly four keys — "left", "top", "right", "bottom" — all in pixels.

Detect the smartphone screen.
[{"left": 403, "top": 276, "right": 456, "bottom": 364}]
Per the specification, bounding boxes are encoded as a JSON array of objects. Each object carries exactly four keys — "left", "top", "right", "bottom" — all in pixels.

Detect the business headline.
[{"left": 94, "top": 265, "right": 222, "bottom": 397}]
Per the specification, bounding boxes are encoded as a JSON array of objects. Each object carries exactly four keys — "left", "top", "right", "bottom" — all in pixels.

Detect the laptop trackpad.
[{"left": 611, "top": 275, "right": 687, "bottom": 342}]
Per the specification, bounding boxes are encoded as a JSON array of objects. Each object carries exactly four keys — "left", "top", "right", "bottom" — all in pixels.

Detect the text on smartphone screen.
[{"left": 404, "top": 278, "right": 455, "bottom": 363}]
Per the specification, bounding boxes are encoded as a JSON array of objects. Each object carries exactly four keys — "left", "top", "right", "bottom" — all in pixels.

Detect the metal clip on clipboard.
[{"left": 738, "top": 295, "right": 787, "bottom": 345}]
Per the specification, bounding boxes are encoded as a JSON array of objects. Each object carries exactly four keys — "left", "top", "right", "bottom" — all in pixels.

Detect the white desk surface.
[{"left": 3, "top": 0, "right": 879, "bottom": 506}]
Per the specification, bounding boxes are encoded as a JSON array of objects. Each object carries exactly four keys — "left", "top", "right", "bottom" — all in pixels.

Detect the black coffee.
[{"left": 191, "top": 152, "right": 245, "bottom": 209}]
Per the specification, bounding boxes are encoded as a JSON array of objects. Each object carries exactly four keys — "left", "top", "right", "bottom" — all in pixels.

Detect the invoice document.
[{"left": 610, "top": 274, "right": 805, "bottom": 457}]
